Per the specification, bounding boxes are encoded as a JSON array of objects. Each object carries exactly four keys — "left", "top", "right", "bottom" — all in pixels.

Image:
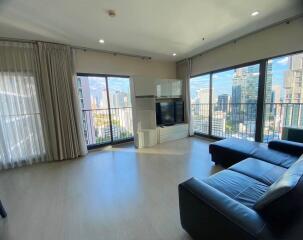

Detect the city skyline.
[{"left": 190, "top": 53, "right": 303, "bottom": 104}]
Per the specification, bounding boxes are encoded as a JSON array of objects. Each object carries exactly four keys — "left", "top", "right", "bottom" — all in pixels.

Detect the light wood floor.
[{"left": 0, "top": 136, "right": 222, "bottom": 240}]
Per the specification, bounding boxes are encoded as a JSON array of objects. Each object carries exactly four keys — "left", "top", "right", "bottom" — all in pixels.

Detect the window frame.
[
  {"left": 190, "top": 49, "right": 303, "bottom": 142},
  {"left": 76, "top": 73, "right": 133, "bottom": 150}
]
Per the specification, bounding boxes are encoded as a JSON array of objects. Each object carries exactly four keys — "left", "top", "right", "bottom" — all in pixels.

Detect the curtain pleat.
[
  {"left": 0, "top": 41, "right": 87, "bottom": 170},
  {"left": 36, "top": 42, "right": 87, "bottom": 161},
  {"left": 177, "top": 59, "right": 193, "bottom": 136}
]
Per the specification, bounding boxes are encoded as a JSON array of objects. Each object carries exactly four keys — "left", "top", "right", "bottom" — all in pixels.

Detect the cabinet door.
[
  {"left": 156, "top": 79, "right": 169, "bottom": 98},
  {"left": 172, "top": 79, "right": 182, "bottom": 97},
  {"left": 156, "top": 79, "right": 182, "bottom": 98},
  {"left": 163, "top": 80, "right": 171, "bottom": 97},
  {"left": 133, "top": 77, "right": 155, "bottom": 96}
]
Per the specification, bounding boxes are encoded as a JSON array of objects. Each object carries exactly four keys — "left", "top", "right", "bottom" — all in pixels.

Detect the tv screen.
[{"left": 156, "top": 102, "right": 175, "bottom": 125}]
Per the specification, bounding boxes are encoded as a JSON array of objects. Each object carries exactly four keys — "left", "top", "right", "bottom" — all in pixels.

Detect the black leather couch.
[{"left": 179, "top": 139, "right": 303, "bottom": 240}]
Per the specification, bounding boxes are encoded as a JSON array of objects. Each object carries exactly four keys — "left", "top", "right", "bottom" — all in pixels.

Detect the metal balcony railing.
[
  {"left": 263, "top": 103, "right": 303, "bottom": 143},
  {"left": 192, "top": 103, "right": 257, "bottom": 140},
  {"left": 82, "top": 107, "right": 133, "bottom": 146},
  {"left": 191, "top": 102, "right": 303, "bottom": 142}
]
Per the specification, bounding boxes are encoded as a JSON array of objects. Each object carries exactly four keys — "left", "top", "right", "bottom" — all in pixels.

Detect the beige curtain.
[
  {"left": 0, "top": 41, "right": 87, "bottom": 169},
  {"left": 36, "top": 42, "right": 87, "bottom": 161},
  {"left": 177, "top": 59, "right": 193, "bottom": 136}
]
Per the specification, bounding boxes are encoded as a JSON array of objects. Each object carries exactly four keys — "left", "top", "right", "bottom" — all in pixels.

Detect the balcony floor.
[{"left": 0, "top": 136, "right": 222, "bottom": 240}]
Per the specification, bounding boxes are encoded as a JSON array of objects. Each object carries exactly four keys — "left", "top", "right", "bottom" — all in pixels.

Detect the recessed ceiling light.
[
  {"left": 107, "top": 9, "right": 116, "bottom": 17},
  {"left": 99, "top": 39, "right": 105, "bottom": 44},
  {"left": 172, "top": 53, "right": 177, "bottom": 56},
  {"left": 251, "top": 11, "right": 259, "bottom": 16}
]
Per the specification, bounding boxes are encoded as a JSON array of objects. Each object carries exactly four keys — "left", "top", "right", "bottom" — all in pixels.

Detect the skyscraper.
[
  {"left": 231, "top": 65, "right": 259, "bottom": 125},
  {"left": 217, "top": 94, "right": 230, "bottom": 112},
  {"left": 284, "top": 54, "right": 303, "bottom": 103},
  {"left": 284, "top": 53, "right": 303, "bottom": 126}
]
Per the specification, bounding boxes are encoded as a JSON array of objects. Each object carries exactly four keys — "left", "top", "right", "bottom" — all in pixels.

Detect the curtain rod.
[
  {"left": 177, "top": 13, "right": 303, "bottom": 64},
  {"left": 0, "top": 37, "right": 152, "bottom": 60}
]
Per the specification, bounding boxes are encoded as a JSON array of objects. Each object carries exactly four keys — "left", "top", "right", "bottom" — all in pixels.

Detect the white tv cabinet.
[
  {"left": 157, "top": 123, "right": 189, "bottom": 144},
  {"left": 131, "top": 76, "right": 185, "bottom": 148}
]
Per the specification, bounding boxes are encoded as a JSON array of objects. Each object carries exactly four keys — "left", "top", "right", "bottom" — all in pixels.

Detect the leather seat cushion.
[
  {"left": 255, "top": 155, "right": 303, "bottom": 210},
  {"left": 203, "top": 170, "right": 269, "bottom": 208},
  {"left": 229, "top": 158, "right": 287, "bottom": 185}
]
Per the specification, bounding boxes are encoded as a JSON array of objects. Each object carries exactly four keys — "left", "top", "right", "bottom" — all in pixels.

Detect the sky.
[
  {"left": 271, "top": 56, "right": 290, "bottom": 86},
  {"left": 87, "top": 76, "right": 130, "bottom": 93}
]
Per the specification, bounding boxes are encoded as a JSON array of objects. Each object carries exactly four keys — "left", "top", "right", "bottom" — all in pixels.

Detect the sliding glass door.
[
  {"left": 107, "top": 77, "right": 133, "bottom": 141},
  {"left": 77, "top": 74, "right": 133, "bottom": 148},
  {"left": 212, "top": 64, "right": 260, "bottom": 140},
  {"left": 190, "top": 74, "right": 210, "bottom": 134},
  {"left": 190, "top": 63, "right": 260, "bottom": 141},
  {"left": 263, "top": 53, "right": 303, "bottom": 142}
]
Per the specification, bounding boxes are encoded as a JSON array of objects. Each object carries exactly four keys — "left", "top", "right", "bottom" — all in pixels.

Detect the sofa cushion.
[
  {"left": 229, "top": 158, "right": 287, "bottom": 185},
  {"left": 254, "top": 155, "right": 303, "bottom": 210},
  {"left": 269, "top": 140, "right": 303, "bottom": 156},
  {"left": 209, "top": 138, "right": 298, "bottom": 168},
  {"left": 204, "top": 170, "right": 269, "bottom": 208}
]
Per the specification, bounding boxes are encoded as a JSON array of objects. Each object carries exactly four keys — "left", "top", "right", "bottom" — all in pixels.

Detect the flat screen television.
[
  {"left": 156, "top": 100, "right": 184, "bottom": 126},
  {"left": 156, "top": 102, "right": 175, "bottom": 126}
]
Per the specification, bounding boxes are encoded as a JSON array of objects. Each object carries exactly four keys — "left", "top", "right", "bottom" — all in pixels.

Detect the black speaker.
[{"left": 174, "top": 100, "right": 184, "bottom": 123}]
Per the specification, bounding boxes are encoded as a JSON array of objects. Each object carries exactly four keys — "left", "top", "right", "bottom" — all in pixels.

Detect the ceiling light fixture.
[
  {"left": 99, "top": 39, "right": 105, "bottom": 44},
  {"left": 107, "top": 9, "right": 116, "bottom": 17},
  {"left": 251, "top": 11, "right": 259, "bottom": 16},
  {"left": 172, "top": 53, "right": 177, "bottom": 56}
]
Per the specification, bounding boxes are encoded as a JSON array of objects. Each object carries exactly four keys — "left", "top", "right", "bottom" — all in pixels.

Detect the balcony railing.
[
  {"left": 192, "top": 103, "right": 257, "bottom": 140},
  {"left": 263, "top": 103, "right": 303, "bottom": 142},
  {"left": 192, "top": 102, "right": 303, "bottom": 142},
  {"left": 82, "top": 107, "right": 133, "bottom": 146}
]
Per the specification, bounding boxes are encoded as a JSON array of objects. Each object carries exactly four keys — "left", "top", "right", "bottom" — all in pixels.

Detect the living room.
[{"left": 0, "top": 0, "right": 303, "bottom": 239}]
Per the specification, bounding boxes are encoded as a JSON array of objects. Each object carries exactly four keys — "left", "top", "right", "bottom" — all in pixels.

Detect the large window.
[
  {"left": 190, "top": 51, "right": 303, "bottom": 142},
  {"left": 263, "top": 53, "right": 303, "bottom": 142},
  {"left": 77, "top": 74, "right": 133, "bottom": 148},
  {"left": 190, "top": 64, "right": 260, "bottom": 140},
  {"left": 212, "top": 64, "right": 259, "bottom": 140}
]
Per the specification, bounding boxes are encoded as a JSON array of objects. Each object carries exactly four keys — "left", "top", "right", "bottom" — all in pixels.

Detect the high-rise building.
[
  {"left": 217, "top": 94, "right": 230, "bottom": 112},
  {"left": 232, "top": 67, "right": 246, "bottom": 104},
  {"left": 245, "top": 64, "right": 259, "bottom": 103},
  {"left": 212, "top": 111, "right": 226, "bottom": 136},
  {"left": 284, "top": 54, "right": 303, "bottom": 126},
  {"left": 271, "top": 85, "right": 282, "bottom": 103},
  {"left": 231, "top": 65, "right": 259, "bottom": 125},
  {"left": 77, "top": 77, "right": 96, "bottom": 144},
  {"left": 197, "top": 88, "right": 209, "bottom": 104},
  {"left": 284, "top": 54, "right": 303, "bottom": 103},
  {"left": 266, "top": 61, "right": 273, "bottom": 103}
]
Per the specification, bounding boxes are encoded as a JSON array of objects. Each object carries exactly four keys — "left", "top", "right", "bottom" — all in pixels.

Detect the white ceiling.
[{"left": 0, "top": 0, "right": 302, "bottom": 61}]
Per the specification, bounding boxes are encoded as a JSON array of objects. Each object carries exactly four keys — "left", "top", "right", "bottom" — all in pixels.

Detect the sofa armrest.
[
  {"left": 179, "top": 178, "right": 272, "bottom": 240},
  {"left": 268, "top": 140, "right": 303, "bottom": 157}
]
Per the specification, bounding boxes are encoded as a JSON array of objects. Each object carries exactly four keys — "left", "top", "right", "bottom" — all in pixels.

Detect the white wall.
[
  {"left": 74, "top": 49, "right": 176, "bottom": 78},
  {"left": 191, "top": 17, "right": 303, "bottom": 76}
]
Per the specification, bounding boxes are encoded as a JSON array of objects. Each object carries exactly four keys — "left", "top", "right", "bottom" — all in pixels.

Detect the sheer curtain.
[
  {"left": 0, "top": 41, "right": 87, "bottom": 170},
  {"left": 0, "top": 41, "right": 46, "bottom": 169}
]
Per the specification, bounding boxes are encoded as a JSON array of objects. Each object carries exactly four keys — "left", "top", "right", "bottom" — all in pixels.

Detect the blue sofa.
[{"left": 179, "top": 139, "right": 303, "bottom": 240}]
